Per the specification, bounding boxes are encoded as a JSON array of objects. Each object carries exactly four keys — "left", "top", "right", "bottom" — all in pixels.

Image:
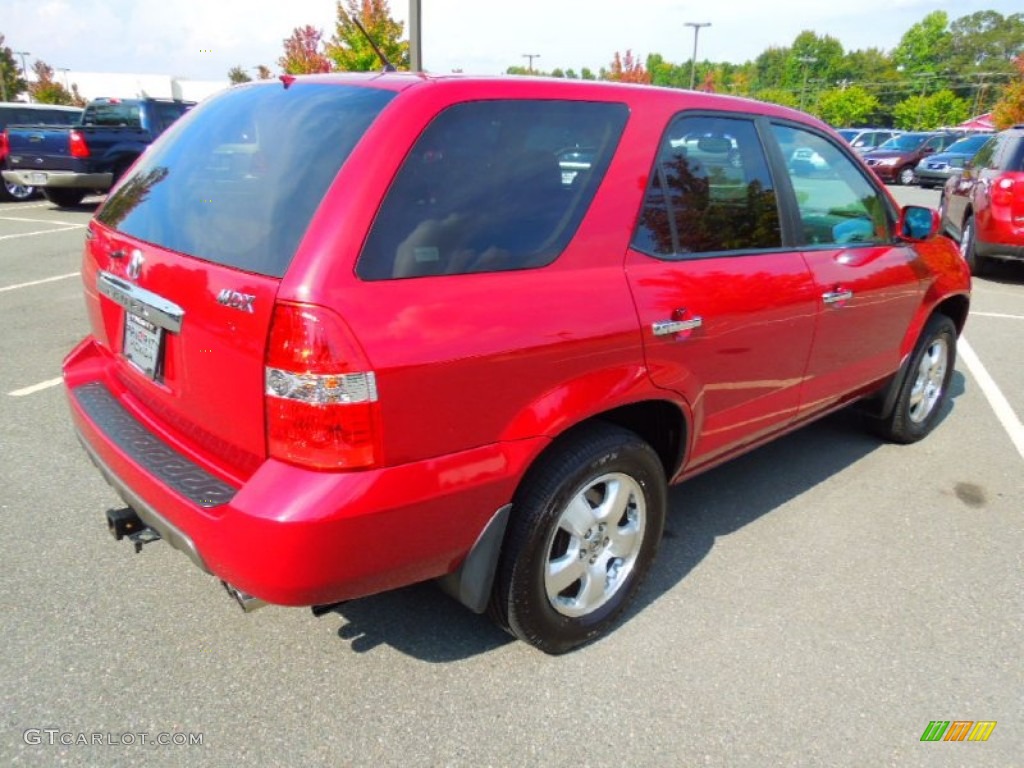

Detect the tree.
[
  {"left": 816, "top": 86, "right": 880, "bottom": 126},
  {"left": 893, "top": 11, "right": 953, "bottom": 80},
  {"left": 991, "top": 54, "right": 1024, "bottom": 128},
  {"left": 1, "top": 33, "right": 28, "bottom": 101},
  {"left": 28, "top": 60, "right": 76, "bottom": 105},
  {"left": 580, "top": 67, "right": 596, "bottom": 81},
  {"left": 255, "top": 65, "right": 273, "bottom": 80},
  {"left": 280, "top": 25, "right": 332, "bottom": 74},
  {"left": 950, "top": 11, "right": 1024, "bottom": 71},
  {"left": 754, "top": 88, "right": 799, "bottom": 109},
  {"left": 604, "top": 50, "right": 651, "bottom": 84},
  {"left": 893, "top": 89, "right": 969, "bottom": 129},
  {"left": 227, "top": 66, "right": 252, "bottom": 84},
  {"left": 326, "top": 0, "right": 409, "bottom": 72}
]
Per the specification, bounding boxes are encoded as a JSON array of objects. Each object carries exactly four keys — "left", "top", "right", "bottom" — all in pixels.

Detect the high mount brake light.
[{"left": 265, "top": 302, "right": 381, "bottom": 470}]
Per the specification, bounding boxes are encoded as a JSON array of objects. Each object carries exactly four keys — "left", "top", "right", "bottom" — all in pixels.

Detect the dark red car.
[
  {"left": 64, "top": 74, "right": 970, "bottom": 653},
  {"left": 940, "top": 125, "right": 1024, "bottom": 274},
  {"left": 863, "top": 132, "right": 959, "bottom": 185}
]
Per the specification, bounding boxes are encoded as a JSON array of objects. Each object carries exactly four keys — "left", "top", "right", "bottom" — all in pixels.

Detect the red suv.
[
  {"left": 64, "top": 74, "right": 970, "bottom": 653},
  {"left": 940, "top": 125, "right": 1024, "bottom": 274}
]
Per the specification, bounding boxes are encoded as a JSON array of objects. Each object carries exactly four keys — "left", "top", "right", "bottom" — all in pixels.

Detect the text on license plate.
[{"left": 123, "top": 312, "right": 163, "bottom": 378}]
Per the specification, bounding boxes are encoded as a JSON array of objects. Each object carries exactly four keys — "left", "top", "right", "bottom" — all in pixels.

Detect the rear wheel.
[
  {"left": 0, "top": 179, "right": 36, "bottom": 202},
  {"left": 897, "top": 165, "right": 916, "bottom": 186},
  {"left": 959, "top": 214, "right": 987, "bottom": 275},
  {"left": 42, "top": 188, "right": 86, "bottom": 207},
  {"left": 871, "top": 314, "right": 956, "bottom": 444},
  {"left": 490, "top": 423, "right": 666, "bottom": 654}
]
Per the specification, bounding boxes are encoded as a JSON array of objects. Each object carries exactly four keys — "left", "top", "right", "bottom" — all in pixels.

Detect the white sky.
[{"left": 3, "top": 0, "right": 1021, "bottom": 82}]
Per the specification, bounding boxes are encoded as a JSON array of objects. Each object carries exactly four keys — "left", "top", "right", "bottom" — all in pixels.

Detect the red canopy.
[{"left": 957, "top": 113, "right": 995, "bottom": 131}]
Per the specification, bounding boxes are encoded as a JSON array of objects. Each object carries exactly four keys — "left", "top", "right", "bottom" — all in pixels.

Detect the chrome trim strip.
[
  {"left": 652, "top": 317, "right": 703, "bottom": 336},
  {"left": 97, "top": 271, "right": 184, "bottom": 333}
]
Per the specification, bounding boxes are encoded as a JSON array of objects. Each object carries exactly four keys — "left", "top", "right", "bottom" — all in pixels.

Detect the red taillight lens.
[
  {"left": 265, "top": 302, "right": 380, "bottom": 470},
  {"left": 69, "top": 130, "right": 90, "bottom": 159},
  {"left": 0, "top": 130, "right": 8, "bottom": 160}
]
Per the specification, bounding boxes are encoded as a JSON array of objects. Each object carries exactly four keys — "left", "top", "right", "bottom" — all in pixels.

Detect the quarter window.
[{"left": 631, "top": 115, "right": 782, "bottom": 258}]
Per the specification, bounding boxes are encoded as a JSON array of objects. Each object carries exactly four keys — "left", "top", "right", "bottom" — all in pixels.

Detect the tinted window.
[
  {"left": 632, "top": 115, "right": 781, "bottom": 258},
  {"left": 357, "top": 100, "right": 628, "bottom": 280},
  {"left": 97, "top": 83, "right": 394, "bottom": 277},
  {"left": 945, "top": 135, "right": 991, "bottom": 155},
  {"left": 0, "top": 105, "right": 80, "bottom": 130},
  {"left": 773, "top": 124, "right": 891, "bottom": 246},
  {"left": 84, "top": 104, "right": 142, "bottom": 127},
  {"left": 149, "top": 101, "right": 192, "bottom": 133},
  {"left": 971, "top": 137, "right": 999, "bottom": 169}
]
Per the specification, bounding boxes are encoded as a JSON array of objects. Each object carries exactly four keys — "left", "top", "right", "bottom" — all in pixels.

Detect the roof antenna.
[{"left": 350, "top": 16, "right": 397, "bottom": 72}]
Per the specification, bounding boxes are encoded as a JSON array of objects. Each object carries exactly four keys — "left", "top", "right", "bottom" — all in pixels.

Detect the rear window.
[
  {"left": 97, "top": 83, "right": 395, "bottom": 277},
  {"left": 0, "top": 105, "right": 81, "bottom": 130},
  {"left": 84, "top": 104, "right": 142, "bottom": 127},
  {"left": 356, "top": 100, "right": 629, "bottom": 279}
]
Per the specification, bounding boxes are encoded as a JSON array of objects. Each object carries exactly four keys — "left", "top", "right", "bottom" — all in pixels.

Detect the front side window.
[
  {"left": 773, "top": 124, "right": 892, "bottom": 247},
  {"left": 357, "top": 100, "right": 628, "bottom": 280},
  {"left": 632, "top": 114, "right": 782, "bottom": 258}
]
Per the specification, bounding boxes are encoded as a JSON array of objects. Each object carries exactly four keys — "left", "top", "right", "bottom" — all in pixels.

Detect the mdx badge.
[
  {"left": 217, "top": 289, "right": 255, "bottom": 313},
  {"left": 127, "top": 249, "right": 145, "bottom": 280}
]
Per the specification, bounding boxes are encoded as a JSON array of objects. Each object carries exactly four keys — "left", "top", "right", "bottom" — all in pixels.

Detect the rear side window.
[
  {"left": 149, "top": 101, "right": 192, "bottom": 133},
  {"left": 97, "top": 83, "right": 394, "bottom": 277},
  {"left": 632, "top": 114, "right": 782, "bottom": 258},
  {"left": 356, "top": 100, "right": 629, "bottom": 280},
  {"left": 84, "top": 104, "right": 142, "bottom": 127}
]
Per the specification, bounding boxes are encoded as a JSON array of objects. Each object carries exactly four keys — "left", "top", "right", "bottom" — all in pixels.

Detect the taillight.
[
  {"left": 69, "top": 130, "right": 90, "bottom": 158},
  {"left": 264, "top": 302, "right": 380, "bottom": 470},
  {"left": 0, "top": 130, "right": 8, "bottom": 159}
]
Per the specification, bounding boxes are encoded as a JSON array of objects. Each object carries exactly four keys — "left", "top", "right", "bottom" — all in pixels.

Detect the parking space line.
[
  {"left": 972, "top": 311, "right": 1024, "bottom": 321},
  {"left": 0, "top": 224, "right": 84, "bottom": 242},
  {"left": 959, "top": 336, "right": 1024, "bottom": 462},
  {"left": 0, "top": 215, "right": 86, "bottom": 227},
  {"left": 0, "top": 272, "right": 80, "bottom": 293},
  {"left": 8, "top": 377, "right": 63, "bottom": 397}
]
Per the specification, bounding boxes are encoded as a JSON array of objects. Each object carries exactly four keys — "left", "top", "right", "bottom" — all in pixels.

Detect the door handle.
[
  {"left": 652, "top": 316, "right": 703, "bottom": 336},
  {"left": 822, "top": 289, "right": 853, "bottom": 306}
]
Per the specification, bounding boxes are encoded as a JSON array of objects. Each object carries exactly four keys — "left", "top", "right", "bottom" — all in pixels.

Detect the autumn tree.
[
  {"left": 280, "top": 25, "right": 332, "bottom": 74},
  {"left": 326, "top": 0, "right": 409, "bottom": 72},
  {"left": 0, "top": 34, "right": 27, "bottom": 102},
  {"left": 28, "top": 60, "right": 76, "bottom": 105},
  {"left": 255, "top": 65, "right": 273, "bottom": 80},
  {"left": 605, "top": 50, "right": 651, "bottom": 84},
  {"left": 991, "top": 54, "right": 1024, "bottom": 128}
]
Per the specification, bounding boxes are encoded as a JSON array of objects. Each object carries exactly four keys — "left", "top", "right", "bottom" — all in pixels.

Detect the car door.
[
  {"left": 768, "top": 123, "right": 927, "bottom": 414},
  {"left": 944, "top": 137, "right": 998, "bottom": 237},
  {"left": 626, "top": 113, "right": 818, "bottom": 471}
]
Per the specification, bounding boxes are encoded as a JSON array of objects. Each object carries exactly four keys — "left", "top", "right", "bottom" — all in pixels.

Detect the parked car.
[
  {"left": 837, "top": 128, "right": 901, "bottom": 154},
  {"left": 0, "top": 102, "right": 83, "bottom": 201},
  {"left": 64, "top": 74, "right": 970, "bottom": 654},
  {"left": 2, "top": 96, "right": 193, "bottom": 207},
  {"left": 863, "top": 132, "right": 959, "bottom": 185},
  {"left": 940, "top": 124, "right": 1024, "bottom": 274},
  {"left": 914, "top": 134, "right": 992, "bottom": 189}
]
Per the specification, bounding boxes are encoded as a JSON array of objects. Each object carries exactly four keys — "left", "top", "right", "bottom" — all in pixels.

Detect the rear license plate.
[
  {"left": 27, "top": 172, "right": 47, "bottom": 184},
  {"left": 123, "top": 312, "right": 164, "bottom": 379}
]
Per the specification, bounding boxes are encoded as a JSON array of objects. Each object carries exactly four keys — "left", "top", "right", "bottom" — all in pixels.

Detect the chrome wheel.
[
  {"left": 2, "top": 180, "right": 35, "bottom": 202},
  {"left": 959, "top": 219, "right": 973, "bottom": 261},
  {"left": 908, "top": 336, "right": 948, "bottom": 424},
  {"left": 544, "top": 472, "right": 646, "bottom": 618},
  {"left": 898, "top": 166, "right": 916, "bottom": 186}
]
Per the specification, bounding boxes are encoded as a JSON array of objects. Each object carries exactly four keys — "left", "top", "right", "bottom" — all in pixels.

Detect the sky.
[{"left": 3, "top": 0, "right": 1022, "bottom": 84}]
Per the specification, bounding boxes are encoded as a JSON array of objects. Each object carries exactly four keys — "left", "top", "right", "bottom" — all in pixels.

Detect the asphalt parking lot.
[{"left": 1, "top": 188, "right": 1021, "bottom": 767}]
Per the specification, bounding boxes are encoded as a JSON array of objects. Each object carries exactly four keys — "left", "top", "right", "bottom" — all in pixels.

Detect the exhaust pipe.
[{"left": 221, "top": 581, "right": 266, "bottom": 613}]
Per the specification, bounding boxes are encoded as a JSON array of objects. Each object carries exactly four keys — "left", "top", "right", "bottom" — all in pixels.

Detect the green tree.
[
  {"left": 580, "top": 67, "right": 596, "bottom": 81},
  {"left": 893, "top": 11, "right": 953, "bottom": 80},
  {"left": 28, "top": 60, "right": 76, "bottom": 105},
  {"left": 280, "top": 25, "right": 332, "bottom": 74},
  {"left": 893, "top": 89, "right": 969, "bottom": 129},
  {"left": 950, "top": 11, "right": 1024, "bottom": 70},
  {"left": 816, "top": 86, "right": 881, "bottom": 126},
  {"left": 1, "top": 33, "right": 28, "bottom": 101},
  {"left": 754, "top": 87, "right": 799, "bottom": 108},
  {"left": 326, "top": 0, "right": 408, "bottom": 72},
  {"left": 227, "top": 66, "right": 252, "bottom": 84}
]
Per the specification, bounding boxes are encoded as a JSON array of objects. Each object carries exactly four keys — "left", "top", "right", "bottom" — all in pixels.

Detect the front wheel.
[
  {"left": 897, "top": 165, "right": 916, "bottom": 186},
  {"left": 490, "top": 423, "right": 666, "bottom": 654},
  {"left": 959, "top": 214, "right": 987, "bottom": 276},
  {"left": 42, "top": 188, "right": 86, "bottom": 207},
  {"left": 871, "top": 315, "right": 956, "bottom": 444}
]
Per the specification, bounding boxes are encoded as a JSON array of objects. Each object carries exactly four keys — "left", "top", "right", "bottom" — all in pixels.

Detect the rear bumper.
[
  {"left": 2, "top": 169, "right": 112, "bottom": 190},
  {"left": 65, "top": 337, "right": 546, "bottom": 607}
]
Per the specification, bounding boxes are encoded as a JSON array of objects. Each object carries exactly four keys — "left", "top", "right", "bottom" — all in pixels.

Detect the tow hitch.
[{"left": 106, "top": 507, "right": 161, "bottom": 553}]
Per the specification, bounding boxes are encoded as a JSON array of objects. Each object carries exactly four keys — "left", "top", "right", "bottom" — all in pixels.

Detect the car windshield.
[
  {"left": 944, "top": 135, "right": 991, "bottom": 155},
  {"left": 878, "top": 134, "right": 927, "bottom": 151},
  {"left": 96, "top": 82, "right": 395, "bottom": 278},
  {"left": 837, "top": 129, "right": 859, "bottom": 141}
]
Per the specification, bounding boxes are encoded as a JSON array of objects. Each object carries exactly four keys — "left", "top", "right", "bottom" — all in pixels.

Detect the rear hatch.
[
  {"left": 6, "top": 126, "right": 78, "bottom": 173},
  {"left": 83, "top": 81, "right": 396, "bottom": 480}
]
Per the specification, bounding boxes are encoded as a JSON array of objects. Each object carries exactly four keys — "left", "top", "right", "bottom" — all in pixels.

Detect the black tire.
[
  {"left": 0, "top": 179, "right": 36, "bottom": 202},
  {"left": 871, "top": 314, "right": 957, "bottom": 444},
  {"left": 959, "top": 214, "right": 987, "bottom": 276},
  {"left": 897, "top": 165, "right": 916, "bottom": 186},
  {"left": 919, "top": 181, "right": 934, "bottom": 190},
  {"left": 42, "top": 188, "right": 87, "bottom": 207},
  {"left": 490, "top": 423, "right": 666, "bottom": 654}
]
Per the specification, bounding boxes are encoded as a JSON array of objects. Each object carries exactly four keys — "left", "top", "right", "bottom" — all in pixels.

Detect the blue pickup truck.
[{"left": 1, "top": 97, "right": 193, "bottom": 207}]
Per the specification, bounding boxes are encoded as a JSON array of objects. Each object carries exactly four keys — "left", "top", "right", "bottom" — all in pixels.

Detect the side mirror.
[{"left": 898, "top": 205, "right": 939, "bottom": 241}]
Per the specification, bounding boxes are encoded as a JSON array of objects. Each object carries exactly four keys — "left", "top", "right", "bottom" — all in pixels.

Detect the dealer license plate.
[
  {"left": 27, "top": 172, "right": 48, "bottom": 185},
  {"left": 123, "top": 312, "right": 163, "bottom": 379}
]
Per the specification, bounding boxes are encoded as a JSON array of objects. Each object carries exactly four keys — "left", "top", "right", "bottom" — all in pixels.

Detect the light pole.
[
  {"left": 684, "top": 22, "right": 710, "bottom": 90},
  {"left": 15, "top": 51, "right": 31, "bottom": 102},
  {"left": 409, "top": 0, "right": 422, "bottom": 72},
  {"left": 797, "top": 55, "right": 817, "bottom": 110},
  {"left": 56, "top": 67, "right": 70, "bottom": 90},
  {"left": 522, "top": 53, "right": 540, "bottom": 74}
]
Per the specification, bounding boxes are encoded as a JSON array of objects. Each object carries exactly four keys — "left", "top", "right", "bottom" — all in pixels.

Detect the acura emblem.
[{"left": 127, "top": 249, "right": 144, "bottom": 280}]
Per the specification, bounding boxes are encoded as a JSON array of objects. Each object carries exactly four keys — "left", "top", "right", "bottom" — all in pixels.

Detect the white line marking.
[
  {"left": 959, "top": 336, "right": 1024, "bottom": 462},
  {"left": 0, "top": 272, "right": 80, "bottom": 293},
  {"left": 0, "top": 224, "right": 84, "bottom": 241},
  {"left": 8, "top": 377, "right": 63, "bottom": 397},
  {"left": 972, "top": 311, "right": 1024, "bottom": 321},
  {"left": 0, "top": 215, "right": 86, "bottom": 227}
]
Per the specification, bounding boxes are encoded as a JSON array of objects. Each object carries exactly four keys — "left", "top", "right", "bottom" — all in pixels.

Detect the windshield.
[
  {"left": 837, "top": 129, "right": 859, "bottom": 141},
  {"left": 878, "top": 134, "right": 927, "bottom": 151},
  {"left": 96, "top": 82, "right": 395, "bottom": 278},
  {"left": 944, "top": 135, "right": 990, "bottom": 155}
]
